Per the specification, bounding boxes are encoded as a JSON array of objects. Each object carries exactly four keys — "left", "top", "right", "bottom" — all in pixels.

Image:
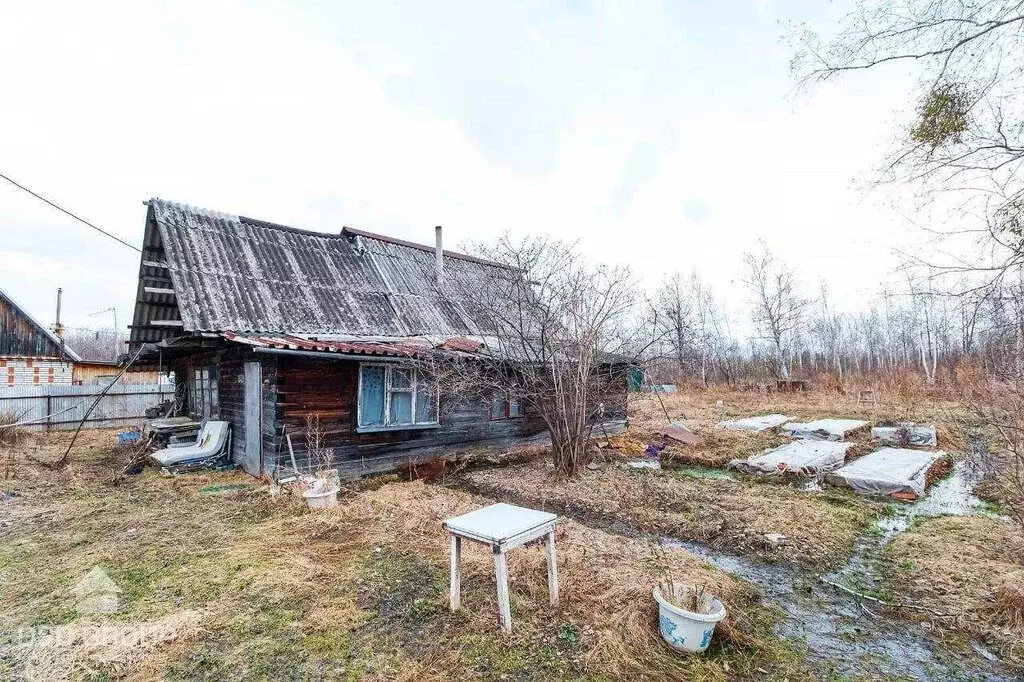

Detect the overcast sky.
[{"left": 0, "top": 0, "right": 919, "bottom": 337}]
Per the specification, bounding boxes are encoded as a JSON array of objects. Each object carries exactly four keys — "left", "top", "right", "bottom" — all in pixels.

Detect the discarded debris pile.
[{"left": 728, "top": 440, "right": 853, "bottom": 477}]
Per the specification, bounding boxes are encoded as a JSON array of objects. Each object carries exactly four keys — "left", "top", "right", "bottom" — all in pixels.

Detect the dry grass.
[
  {"left": 991, "top": 572, "right": 1024, "bottom": 631},
  {"left": 0, "top": 409, "right": 28, "bottom": 447},
  {"left": 15, "top": 611, "right": 207, "bottom": 681},
  {"left": 0, "top": 429, "right": 808, "bottom": 681},
  {"left": 458, "top": 458, "right": 880, "bottom": 568},
  {"left": 884, "top": 515, "right": 1024, "bottom": 668}
]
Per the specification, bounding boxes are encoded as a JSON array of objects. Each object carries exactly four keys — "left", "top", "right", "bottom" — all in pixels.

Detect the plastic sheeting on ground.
[
  {"left": 716, "top": 414, "right": 792, "bottom": 432},
  {"left": 782, "top": 418, "right": 869, "bottom": 441},
  {"left": 826, "top": 447, "right": 947, "bottom": 498},
  {"left": 728, "top": 440, "right": 853, "bottom": 476},
  {"left": 871, "top": 423, "right": 937, "bottom": 447}
]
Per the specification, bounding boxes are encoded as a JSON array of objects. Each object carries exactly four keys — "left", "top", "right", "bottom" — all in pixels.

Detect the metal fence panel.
[{"left": 0, "top": 384, "right": 172, "bottom": 431}]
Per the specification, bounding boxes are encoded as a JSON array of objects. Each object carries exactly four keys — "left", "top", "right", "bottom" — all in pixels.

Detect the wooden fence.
[{"left": 0, "top": 384, "right": 172, "bottom": 431}]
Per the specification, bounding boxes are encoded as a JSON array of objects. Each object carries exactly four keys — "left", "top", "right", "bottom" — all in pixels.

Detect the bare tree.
[
  {"left": 743, "top": 245, "right": 808, "bottom": 380},
  {"left": 434, "top": 235, "right": 643, "bottom": 477},
  {"left": 793, "top": 0, "right": 1024, "bottom": 285},
  {"left": 654, "top": 271, "right": 695, "bottom": 380},
  {"left": 63, "top": 327, "right": 126, "bottom": 363}
]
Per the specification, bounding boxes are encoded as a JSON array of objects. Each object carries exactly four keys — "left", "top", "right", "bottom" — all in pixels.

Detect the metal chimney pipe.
[
  {"left": 435, "top": 225, "right": 444, "bottom": 285},
  {"left": 53, "top": 288, "right": 64, "bottom": 338}
]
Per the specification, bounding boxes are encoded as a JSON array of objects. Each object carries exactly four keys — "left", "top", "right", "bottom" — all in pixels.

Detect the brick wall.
[{"left": 0, "top": 357, "right": 74, "bottom": 387}]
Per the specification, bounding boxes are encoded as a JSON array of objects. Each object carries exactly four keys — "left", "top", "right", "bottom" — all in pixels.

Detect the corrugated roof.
[{"left": 129, "top": 199, "right": 512, "bottom": 346}]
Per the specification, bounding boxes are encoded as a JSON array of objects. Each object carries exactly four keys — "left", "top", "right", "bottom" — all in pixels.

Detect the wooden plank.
[
  {"left": 144, "top": 287, "right": 176, "bottom": 295},
  {"left": 494, "top": 551, "right": 512, "bottom": 634},
  {"left": 150, "top": 320, "right": 184, "bottom": 327},
  {"left": 449, "top": 535, "right": 461, "bottom": 611},
  {"left": 546, "top": 531, "right": 559, "bottom": 605}
]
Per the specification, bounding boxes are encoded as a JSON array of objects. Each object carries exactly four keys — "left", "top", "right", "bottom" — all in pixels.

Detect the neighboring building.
[
  {"left": 0, "top": 286, "right": 80, "bottom": 386},
  {"left": 71, "top": 361, "right": 161, "bottom": 386},
  {"left": 128, "top": 199, "right": 627, "bottom": 479}
]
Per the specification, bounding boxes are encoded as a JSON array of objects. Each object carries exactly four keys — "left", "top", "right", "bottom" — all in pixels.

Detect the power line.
[{"left": 0, "top": 171, "right": 142, "bottom": 253}]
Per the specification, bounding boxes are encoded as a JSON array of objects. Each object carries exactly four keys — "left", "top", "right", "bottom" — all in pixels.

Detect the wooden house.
[
  {"left": 0, "top": 286, "right": 80, "bottom": 386},
  {"left": 127, "top": 199, "right": 627, "bottom": 479}
]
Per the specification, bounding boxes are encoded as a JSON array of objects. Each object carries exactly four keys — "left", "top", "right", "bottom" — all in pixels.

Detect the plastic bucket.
[
  {"left": 303, "top": 486, "right": 340, "bottom": 510},
  {"left": 653, "top": 586, "right": 726, "bottom": 653}
]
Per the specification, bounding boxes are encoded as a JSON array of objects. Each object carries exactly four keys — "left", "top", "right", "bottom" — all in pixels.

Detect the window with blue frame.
[{"left": 357, "top": 364, "right": 438, "bottom": 429}]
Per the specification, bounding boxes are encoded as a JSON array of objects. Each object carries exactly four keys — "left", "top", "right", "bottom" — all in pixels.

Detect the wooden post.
[
  {"left": 493, "top": 548, "right": 512, "bottom": 634},
  {"left": 546, "top": 530, "right": 559, "bottom": 605},
  {"left": 45, "top": 394, "right": 52, "bottom": 432},
  {"left": 449, "top": 534, "right": 461, "bottom": 610}
]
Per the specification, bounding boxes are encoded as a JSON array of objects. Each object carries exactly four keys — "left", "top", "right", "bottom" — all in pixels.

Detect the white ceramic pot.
[
  {"left": 653, "top": 585, "right": 726, "bottom": 653},
  {"left": 303, "top": 486, "right": 340, "bottom": 510}
]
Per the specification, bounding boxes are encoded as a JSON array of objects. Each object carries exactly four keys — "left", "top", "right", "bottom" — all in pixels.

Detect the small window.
[
  {"left": 358, "top": 364, "right": 438, "bottom": 429},
  {"left": 490, "top": 393, "right": 523, "bottom": 420},
  {"left": 188, "top": 364, "right": 219, "bottom": 418}
]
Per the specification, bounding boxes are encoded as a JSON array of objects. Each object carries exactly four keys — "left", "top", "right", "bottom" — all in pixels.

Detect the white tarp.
[
  {"left": 716, "top": 414, "right": 792, "bottom": 432},
  {"left": 782, "top": 418, "right": 869, "bottom": 441},
  {"left": 728, "top": 440, "right": 853, "bottom": 476},
  {"left": 871, "top": 423, "right": 938, "bottom": 447},
  {"left": 826, "top": 447, "right": 946, "bottom": 497}
]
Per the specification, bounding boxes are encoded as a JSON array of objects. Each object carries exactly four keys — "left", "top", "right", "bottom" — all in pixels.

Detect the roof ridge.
[{"left": 342, "top": 226, "right": 516, "bottom": 270}]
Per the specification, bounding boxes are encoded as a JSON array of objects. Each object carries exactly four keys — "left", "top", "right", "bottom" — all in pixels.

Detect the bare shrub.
[
  {"left": 305, "top": 413, "right": 333, "bottom": 473},
  {"left": 0, "top": 410, "right": 27, "bottom": 447}
]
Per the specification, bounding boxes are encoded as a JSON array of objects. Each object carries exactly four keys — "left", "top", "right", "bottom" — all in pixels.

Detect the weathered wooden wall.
[
  {"left": 167, "top": 348, "right": 627, "bottom": 480},
  {"left": 171, "top": 347, "right": 278, "bottom": 476},
  {"left": 272, "top": 357, "right": 547, "bottom": 478},
  {"left": 72, "top": 363, "right": 160, "bottom": 385},
  {"left": 0, "top": 293, "right": 63, "bottom": 358}
]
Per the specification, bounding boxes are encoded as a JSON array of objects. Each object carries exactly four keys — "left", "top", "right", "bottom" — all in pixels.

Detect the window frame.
[
  {"left": 489, "top": 392, "right": 524, "bottom": 420},
  {"left": 356, "top": 363, "right": 440, "bottom": 433},
  {"left": 187, "top": 364, "right": 219, "bottom": 419}
]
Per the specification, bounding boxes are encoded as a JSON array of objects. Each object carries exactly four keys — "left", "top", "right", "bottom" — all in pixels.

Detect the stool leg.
[
  {"left": 449, "top": 535, "right": 461, "bottom": 611},
  {"left": 494, "top": 549, "right": 512, "bottom": 633},
  {"left": 546, "top": 530, "right": 559, "bottom": 605}
]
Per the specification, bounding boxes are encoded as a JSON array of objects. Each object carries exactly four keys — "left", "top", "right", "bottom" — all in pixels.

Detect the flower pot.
[
  {"left": 303, "top": 486, "right": 340, "bottom": 510},
  {"left": 653, "top": 585, "right": 726, "bottom": 653}
]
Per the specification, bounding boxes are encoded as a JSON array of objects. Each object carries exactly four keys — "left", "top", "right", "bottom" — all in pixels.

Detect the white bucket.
[
  {"left": 653, "top": 585, "right": 726, "bottom": 653},
  {"left": 303, "top": 486, "right": 340, "bottom": 510}
]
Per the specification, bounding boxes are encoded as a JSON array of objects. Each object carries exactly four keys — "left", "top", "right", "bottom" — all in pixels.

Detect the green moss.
[{"left": 670, "top": 465, "right": 736, "bottom": 481}]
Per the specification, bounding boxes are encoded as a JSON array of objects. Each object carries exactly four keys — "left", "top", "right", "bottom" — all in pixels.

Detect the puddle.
[{"left": 662, "top": 436, "right": 1012, "bottom": 681}]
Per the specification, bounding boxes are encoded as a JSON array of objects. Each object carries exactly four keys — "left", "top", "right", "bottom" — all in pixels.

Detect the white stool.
[{"left": 443, "top": 502, "right": 559, "bottom": 634}]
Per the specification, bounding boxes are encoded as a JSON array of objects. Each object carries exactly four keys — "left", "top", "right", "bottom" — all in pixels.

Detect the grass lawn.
[{"left": 0, "top": 430, "right": 811, "bottom": 681}]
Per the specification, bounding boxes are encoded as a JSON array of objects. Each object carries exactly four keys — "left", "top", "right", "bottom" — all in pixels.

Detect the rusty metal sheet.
[
  {"left": 659, "top": 422, "right": 701, "bottom": 445},
  {"left": 222, "top": 332, "right": 432, "bottom": 357}
]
